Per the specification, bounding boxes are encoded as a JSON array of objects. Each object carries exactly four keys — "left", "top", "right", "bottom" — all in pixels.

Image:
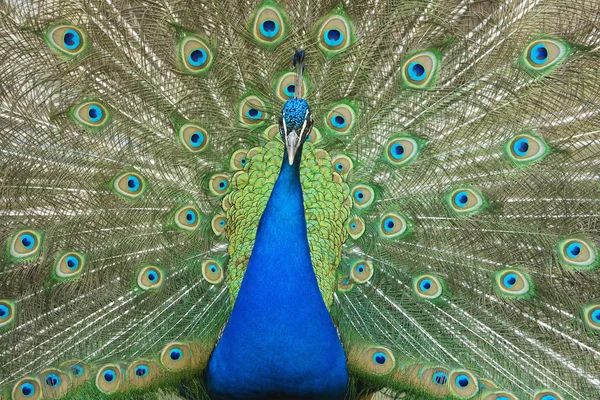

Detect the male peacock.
[{"left": 0, "top": 0, "right": 599, "bottom": 399}]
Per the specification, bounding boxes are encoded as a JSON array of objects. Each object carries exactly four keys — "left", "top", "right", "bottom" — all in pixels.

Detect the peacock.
[{"left": 1, "top": 0, "right": 599, "bottom": 399}]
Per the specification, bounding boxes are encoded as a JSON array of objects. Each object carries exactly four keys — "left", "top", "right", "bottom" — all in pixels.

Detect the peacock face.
[{"left": 279, "top": 98, "right": 314, "bottom": 165}]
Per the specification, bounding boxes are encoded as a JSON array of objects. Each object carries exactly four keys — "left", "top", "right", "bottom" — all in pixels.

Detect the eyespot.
[
  {"left": 533, "top": 390, "right": 563, "bottom": 400},
  {"left": 350, "top": 260, "right": 373, "bottom": 283},
  {"left": 275, "top": 72, "right": 308, "bottom": 101},
  {"left": 209, "top": 173, "right": 231, "bottom": 197},
  {"left": 557, "top": 238, "right": 597, "bottom": 269},
  {"left": 252, "top": 4, "right": 286, "bottom": 46},
  {"left": 179, "top": 35, "right": 213, "bottom": 74},
  {"left": 446, "top": 188, "right": 485, "bottom": 215},
  {"left": 523, "top": 39, "right": 568, "bottom": 72},
  {"left": 449, "top": 369, "right": 478, "bottom": 398},
  {"left": 40, "top": 369, "right": 68, "bottom": 397},
  {"left": 505, "top": 132, "right": 548, "bottom": 166},
  {"left": 351, "top": 184, "right": 375, "bottom": 209},
  {"left": 414, "top": 275, "right": 443, "bottom": 299},
  {"left": 112, "top": 171, "right": 147, "bottom": 199},
  {"left": 54, "top": 251, "right": 86, "bottom": 280},
  {"left": 202, "top": 259, "right": 224, "bottom": 284},
  {"left": 72, "top": 101, "right": 109, "bottom": 128},
  {"left": 137, "top": 266, "right": 163, "bottom": 290},
  {"left": 0, "top": 300, "right": 16, "bottom": 328},
  {"left": 402, "top": 52, "right": 439, "bottom": 89},
  {"left": 419, "top": 366, "right": 451, "bottom": 397},
  {"left": 211, "top": 213, "right": 227, "bottom": 236},
  {"left": 173, "top": 205, "right": 201, "bottom": 232},
  {"left": 325, "top": 103, "right": 356, "bottom": 135},
  {"left": 95, "top": 365, "right": 122, "bottom": 393},
  {"left": 482, "top": 391, "right": 518, "bottom": 400},
  {"left": 127, "top": 360, "right": 162, "bottom": 388},
  {"left": 317, "top": 14, "right": 353, "bottom": 56},
  {"left": 350, "top": 345, "right": 396, "bottom": 376},
  {"left": 331, "top": 154, "right": 353, "bottom": 178},
  {"left": 263, "top": 124, "right": 281, "bottom": 142},
  {"left": 384, "top": 136, "right": 421, "bottom": 166},
  {"left": 306, "top": 126, "right": 322, "bottom": 144},
  {"left": 583, "top": 304, "right": 600, "bottom": 331},
  {"left": 239, "top": 96, "right": 267, "bottom": 126},
  {"left": 378, "top": 212, "right": 410, "bottom": 239},
  {"left": 46, "top": 25, "right": 86, "bottom": 56},
  {"left": 178, "top": 123, "right": 209, "bottom": 153},
  {"left": 230, "top": 149, "right": 248, "bottom": 171},
  {"left": 9, "top": 230, "right": 42, "bottom": 259},
  {"left": 161, "top": 342, "right": 192, "bottom": 371},
  {"left": 61, "top": 360, "right": 89, "bottom": 386},
  {"left": 346, "top": 216, "right": 365, "bottom": 240},
  {"left": 12, "top": 378, "right": 41, "bottom": 400},
  {"left": 494, "top": 269, "right": 531, "bottom": 297},
  {"left": 337, "top": 275, "right": 354, "bottom": 292}
]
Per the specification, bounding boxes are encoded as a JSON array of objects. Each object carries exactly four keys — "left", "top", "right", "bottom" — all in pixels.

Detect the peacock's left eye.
[
  {"left": 175, "top": 205, "right": 201, "bottom": 231},
  {"left": 112, "top": 172, "right": 147, "bottom": 199},
  {"left": 317, "top": 14, "right": 353, "bottom": 56},
  {"left": 414, "top": 275, "right": 443, "bottom": 299},
  {"left": 384, "top": 136, "right": 421, "bottom": 166},
  {"left": 350, "top": 260, "right": 373, "bottom": 283},
  {"left": 449, "top": 369, "right": 478, "bottom": 398},
  {"left": 179, "top": 35, "right": 213, "bottom": 74},
  {"left": 523, "top": 39, "right": 567, "bottom": 72},
  {"left": 557, "top": 238, "right": 597, "bottom": 269},
  {"left": 46, "top": 25, "right": 86, "bottom": 56},
  {"left": 54, "top": 251, "right": 86, "bottom": 280},
  {"left": 178, "top": 123, "right": 209, "bottom": 153},
  {"left": 325, "top": 103, "right": 356, "bottom": 135},
  {"left": 494, "top": 269, "right": 531, "bottom": 297},
  {"left": 533, "top": 390, "right": 563, "bottom": 400},
  {"left": 252, "top": 4, "right": 285, "bottom": 46},
  {"left": 505, "top": 132, "right": 548, "bottom": 166},
  {"left": 346, "top": 216, "right": 365, "bottom": 240},
  {"left": 211, "top": 213, "right": 227, "bottom": 236},
  {"left": 13, "top": 378, "right": 41, "bottom": 400},
  {"left": 0, "top": 300, "right": 15, "bottom": 328},
  {"left": 331, "top": 154, "right": 353, "bottom": 178},
  {"left": 239, "top": 96, "right": 267, "bottom": 126},
  {"left": 72, "top": 101, "right": 109, "bottom": 128},
  {"left": 402, "top": 52, "right": 439, "bottom": 88},
  {"left": 202, "top": 259, "right": 224, "bottom": 284},
  {"left": 9, "top": 230, "right": 42, "bottom": 259},
  {"left": 96, "top": 365, "right": 121, "bottom": 393},
  {"left": 137, "top": 266, "right": 163, "bottom": 290},
  {"left": 379, "top": 212, "right": 410, "bottom": 239},
  {"left": 583, "top": 304, "right": 600, "bottom": 331},
  {"left": 209, "top": 173, "right": 231, "bottom": 196},
  {"left": 446, "top": 188, "right": 485, "bottom": 215}
]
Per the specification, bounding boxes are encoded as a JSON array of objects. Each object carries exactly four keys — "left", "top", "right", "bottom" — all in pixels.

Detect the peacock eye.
[
  {"left": 583, "top": 304, "right": 600, "bottom": 331},
  {"left": 211, "top": 213, "right": 227, "bottom": 236},
  {"left": 378, "top": 212, "right": 410, "bottom": 239},
  {"left": 414, "top": 275, "right": 443, "bottom": 299},
  {"left": 330, "top": 154, "right": 353, "bottom": 177},
  {"left": 9, "top": 230, "right": 42, "bottom": 259},
  {"left": 494, "top": 269, "right": 531, "bottom": 297},
  {"left": 70, "top": 365, "right": 83, "bottom": 377},
  {"left": 112, "top": 171, "right": 147, "bottom": 199},
  {"left": 449, "top": 369, "right": 478, "bottom": 398},
  {"left": 446, "top": 188, "right": 485, "bottom": 215},
  {"left": 523, "top": 39, "right": 567, "bottom": 72},
  {"left": 179, "top": 35, "right": 213, "bottom": 74},
  {"left": 46, "top": 25, "right": 86, "bottom": 56},
  {"left": 15, "top": 379, "right": 40, "bottom": 399},
  {"left": 174, "top": 205, "right": 201, "bottom": 231},
  {"left": 275, "top": 72, "right": 309, "bottom": 101},
  {"left": 351, "top": 184, "right": 375, "bottom": 209},
  {"left": 137, "top": 266, "right": 163, "bottom": 290},
  {"left": 54, "top": 251, "right": 86, "bottom": 280},
  {"left": 557, "top": 238, "right": 597, "bottom": 269},
  {"left": 355, "top": 346, "right": 396, "bottom": 375},
  {"left": 178, "top": 123, "right": 209, "bottom": 153},
  {"left": 0, "top": 300, "right": 15, "bottom": 327},
  {"left": 384, "top": 136, "right": 422, "bottom": 166},
  {"left": 505, "top": 132, "right": 548, "bottom": 166},
  {"left": 209, "top": 173, "right": 231, "bottom": 196},
  {"left": 72, "top": 101, "right": 109, "bottom": 129},
  {"left": 161, "top": 343, "right": 192, "bottom": 371},
  {"left": 350, "top": 260, "right": 373, "bottom": 283},
  {"left": 42, "top": 371, "right": 64, "bottom": 389},
  {"left": 317, "top": 14, "right": 353, "bottom": 56},
  {"left": 230, "top": 149, "right": 248, "bottom": 170},
  {"left": 346, "top": 216, "right": 365, "bottom": 239},
  {"left": 202, "top": 259, "right": 224, "bottom": 284},
  {"left": 402, "top": 52, "right": 439, "bottom": 88},
  {"left": 96, "top": 365, "right": 121, "bottom": 393},
  {"left": 325, "top": 103, "right": 356, "bottom": 135},
  {"left": 239, "top": 96, "right": 267, "bottom": 126},
  {"left": 483, "top": 391, "right": 518, "bottom": 400},
  {"left": 252, "top": 4, "right": 285, "bottom": 46},
  {"left": 533, "top": 390, "right": 563, "bottom": 400}
]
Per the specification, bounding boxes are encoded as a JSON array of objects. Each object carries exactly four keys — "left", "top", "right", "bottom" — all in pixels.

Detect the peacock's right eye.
[
  {"left": 178, "top": 123, "right": 209, "bottom": 153},
  {"left": 72, "top": 101, "right": 109, "bottom": 129},
  {"left": 46, "top": 25, "right": 86, "bottom": 56},
  {"left": 402, "top": 52, "right": 439, "bottom": 88},
  {"left": 179, "top": 35, "right": 213, "bottom": 74}
]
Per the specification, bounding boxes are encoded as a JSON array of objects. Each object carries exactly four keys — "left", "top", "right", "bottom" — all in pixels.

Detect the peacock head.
[{"left": 279, "top": 98, "right": 314, "bottom": 165}]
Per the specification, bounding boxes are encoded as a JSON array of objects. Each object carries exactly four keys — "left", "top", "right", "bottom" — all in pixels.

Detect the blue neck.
[{"left": 205, "top": 149, "right": 348, "bottom": 399}]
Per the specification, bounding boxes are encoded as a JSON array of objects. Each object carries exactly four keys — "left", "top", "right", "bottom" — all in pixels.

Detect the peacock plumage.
[{"left": 1, "top": 0, "right": 600, "bottom": 399}]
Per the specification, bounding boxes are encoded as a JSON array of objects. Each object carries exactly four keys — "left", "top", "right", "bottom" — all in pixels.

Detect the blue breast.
[{"left": 205, "top": 152, "right": 348, "bottom": 399}]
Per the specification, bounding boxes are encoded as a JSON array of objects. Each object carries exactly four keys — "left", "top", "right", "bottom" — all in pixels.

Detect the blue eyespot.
[
  {"left": 497, "top": 397, "right": 511, "bottom": 400},
  {"left": 432, "top": 371, "right": 448, "bottom": 385},
  {"left": 45, "top": 373, "right": 60, "bottom": 387},
  {"left": 419, "top": 279, "right": 432, "bottom": 292},
  {"left": 541, "top": 396, "right": 557, "bottom": 400},
  {"left": 372, "top": 352, "right": 387, "bottom": 365},
  {"left": 335, "top": 163, "right": 343, "bottom": 171},
  {"left": 260, "top": 20, "right": 279, "bottom": 38},
  {"left": 331, "top": 115, "right": 347, "bottom": 129},
  {"left": 190, "top": 132, "right": 205, "bottom": 148},
  {"left": 355, "top": 264, "right": 365, "bottom": 273},
  {"left": 531, "top": 43, "right": 548, "bottom": 65},
  {"left": 342, "top": 279, "right": 349, "bottom": 285},
  {"left": 127, "top": 176, "right": 140, "bottom": 192},
  {"left": 71, "top": 365, "right": 84, "bottom": 376},
  {"left": 408, "top": 61, "right": 427, "bottom": 81},
  {"left": 566, "top": 242, "right": 582, "bottom": 258},
  {"left": 210, "top": 265, "right": 218, "bottom": 273},
  {"left": 283, "top": 84, "right": 295, "bottom": 98},
  {"left": 135, "top": 365, "right": 149, "bottom": 377},
  {"left": 354, "top": 190, "right": 364, "bottom": 201},
  {"left": 383, "top": 217, "right": 395, "bottom": 232},
  {"left": 513, "top": 138, "right": 529, "bottom": 156},
  {"left": 350, "top": 222, "right": 357, "bottom": 230},
  {"left": 455, "top": 374, "right": 470, "bottom": 388},
  {"left": 390, "top": 143, "right": 405, "bottom": 160},
  {"left": 219, "top": 219, "right": 225, "bottom": 227},
  {"left": 63, "top": 29, "right": 81, "bottom": 50},
  {"left": 246, "top": 108, "right": 262, "bottom": 119},
  {"left": 185, "top": 210, "right": 197, "bottom": 224},
  {"left": 147, "top": 270, "right": 158, "bottom": 283},
  {"left": 20, "top": 382, "right": 35, "bottom": 397},
  {"left": 103, "top": 369, "right": 115, "bottom": 382},
  {"left": 170, "top": 348, "right": 182, "bottom": 361},
  {"left": 592, "top": 310, "right": 600, "bottom": 323},
  {"left": 20, "top": 234, "right": 35, "bottom": 249},
  {"left": 88, "top": 105, "right": 103, "bottom": 122},
  {"left": 324, "top": 29, "right": 344, "bottom": 47},
  {"left": 188, "top": 48, "right": 207, "bottom": 67},
  {"left": 0, "top": 305, "right": 8, "bottom": 318},
  {"left": 66, "top": 255, "right": 79, "bottom": 270},
  {"left": 454, "top": 191, "right": 469, "bottom": 208},
  {"left": 503, "top": 273, "right": 517, "bottom": 288},
  {"left": 218, "top": 179, "right": 228, "bottom": 190}
]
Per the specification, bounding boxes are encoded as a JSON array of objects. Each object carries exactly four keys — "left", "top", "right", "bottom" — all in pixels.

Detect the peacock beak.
[{"left": 285, "top": 130, "right": 300, "bottom": 165}]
